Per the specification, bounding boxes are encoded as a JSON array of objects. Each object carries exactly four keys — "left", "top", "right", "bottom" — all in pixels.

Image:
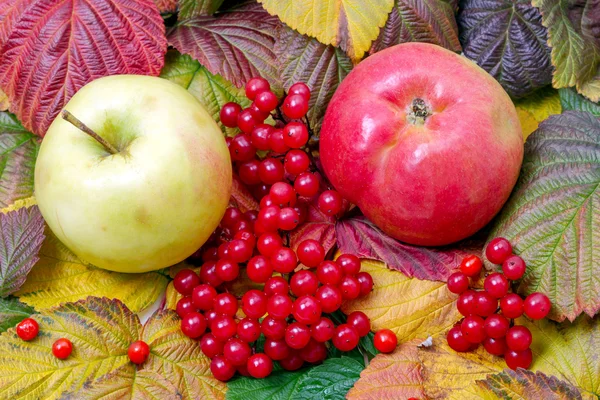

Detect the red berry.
[
  {"left": 233, "top": 229, "right": 256, "bottom": 246},
  {"left": 506, "top": 326, "right": 532, "bottom": 351},
  {"left": 181, "top": 311, "right": 207, "bottom": 339},
  {"left": 228, "top": 239, "right": 253, "bottom": 263},
  {"left": 255, "top": 91, "right": 278, "bottom": 112},
  {"left": 264, "top": 276, "right": 289, "bottom": 297},
  {"left": 461, "top": 315, "right": 486, "bottom": 343},
  {"left": 16, "top": 318, "right": 39, "bottom": 341},
  {"left": 311, "top": 317, "right": 335, "bottom": 342},
  {"left": 294, "top": 172, "right": 320, "bottom": 197},
  {"left": 347, "top": 311, "right": 371, "bottom": 337},
  {"left": 246, "top": 255, "right": 274, "bottom": 283},
  {"left": 332, "top": 324, "right": 359, "bottom": 352},
  {"left": 283, "top": 121, "right": 309, "bottom": 148},
  {"left": 237, "top": 318, "right": 261, "bottom": 343},
  {"left": 215, "top": 259, "right": 240, "bottom": 282},
  {"left": 267, "top": 294, "right": 293, "bottom": 319},
  {"left": 213, "top": 293, "right": 238, "bottom": 316},
  {"left": 230, "top": 134, "right": 256, "bottom": 162},
  {"left": 249, "top": 102, "right": 271, "bottom": 122},
  {"left": 339, "top": 275, "right": 361, "bottom": 300},
  {"left": 316, "top": 261, "right": 343, "bottom": 285},
  {"left": 486, "top": 237, "right": 513, "bottom": 264},
  {"left": 460, "top": 255, "right": 483, "bottom": 277},
  {"left": 502, "top": 255, "right": 526, "bottom": 280},
  {"left": 257, "top": 233, "right": 283, "bottom": 257},
  {"left": 192, "top": 284, "right": 217, "bottom": 311},
  {"left": 200, "top": 261, "right": 223, "bottom": 288},
  {"left": 474, "top": 291, "right": 498, "bottom": 317},
  {"left": 271, "top": 247, "right": 297, "bottom": 273},
  {"left": 278, "top": 207, "right": 300, "bottom": 230},
  {"left": 173, "top": 269, "right": 201, "bottom": 296},
  {"left": 447, "top": 272, "right": 470, "bottom": 294},
  {"left": 297, "top": 239, "right": 325, "bottom": 268},
  {"left": 483, "top": 336, "right": 507, "bottom": 356},
  {"left": 284, "top": 150, "right": 310, "bottom": 175},
  {"left": 52, "top": 338, "right": 73, "bottom": 359},
  {"left": 176, "top": 296, "right": 197, "bottom": 318},
  {"left": 257, "top": 205, "right": 280, "bottom": 232},
  {"left": 484, "top": 273, "right": 510, "bottom": 298},
  {"left": 292, "top": 295, "right": 322, "bottom": 325},
  {"left": 336, "top": 254, "right": 361, "bottom": 276},
  {"left": 288, "top": 82, "right": 311, "bottom": 101},
  {"left": 224, "top": 337, "right": 252, "bottom": 366},
  {"left": 500, "top": 293, "right": 524, "bottom": 319},
  {"left": 446, "top": 325, "right": 471, "bottom": 352},
  {"left": 300, "top": 339, "right": 327, "bottom": 363},
  {"left": 211, "top": 315, "right": 237, "bottom": 341},
  {"left": 290, "top": 270, "right": 319, "bottom": 296},
  {"left": 237, "top": 109, "right": 257, "bottom": 134},
  {"left": 220, "top": 102, "right": 242, "bottom": 128},
  {"left": 268, "top": 129, "right": 290, "bottom": 153},
  {"left": 484, "top": 314, "right": 510, "bottom": 338},
  {"left": 505, "top": 348, "right": 533, "bottom": 370},
  {"left": 280, "top": 352, "right": 304, "bottom": 371},
  {"left": 250, "top": 124, "right": 273, "bottom": 151},
  {"left": 374, "top": 329, "right": 397, "bottom": 353},
  {"left": 245, "top": 77, "right": 270, "bottom": 100},
  {"left": 201, "top": 333, "right": 224, "bottom": 358},
  {"left": 356, "top": 272, "right": 374, "bottom": 296},
  {"left": 205, "top": 310, "right": 220, "bottom": 328},
  {"left": 247, "top": 353, "right": 273, "bottom": 379},
  {"left": 261, "top": 316, "right": 287, "bottom": 340},
  {"left": 242, "top": 290, "right": 268, "bottom": 319},
  {"left": 523, "top": 292, "right": 551, "bottom": 320},
  {"left": 252, "top": 184, "right": 271, "bottom": 202},
  {"left": 282, "top": 94, "right": 309, "bottom": 119},
  {"left": 318, "top": 190, "right": 343, "bottom": 215},
  {"left": 258, "top": 158, "right": 285, "bottom": 185},
  {"left": 315, "top": 284, "right": 342, "bottom": 313},
  {"left": 211, "top": 355, "right": 236, "bottom": 381},
  {"left": 128, "top": 340, "right": 150, "bottom": 365},
  {"left": 285, "top": 322, "right": 311, "bottom": 349},
  {"left": 457, "top": 290, "right": 477, "bottom": 316},
  {"left": 270, "top": 182, "right": 296, "bottom": 206},
  {"left": 264, "top": 338, "right": 291, "bottom": 360}
]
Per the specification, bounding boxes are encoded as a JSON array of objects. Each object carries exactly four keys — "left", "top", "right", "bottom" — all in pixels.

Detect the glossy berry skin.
[
  {"left": 290, "top": 270, "right": 319, "bottom": 296},
  {"left": 292, "top": 295, "right": 322, "bottom": 325},
  {"left": 460, "top": 255, "right": 483, "bottom": 277},
  {"left": 222, "top": 207, "right": 243, "bottom": 228},
  {"left": 211, "top": 355, "right": 236, "bottom": 382},
  {"left": 181, "top": 312, "right": 207, "bottom": 339},
  {"left": 237, "top": 109, "right": 257, "bottom": 134},
  {"left": 229, "top": 134, "right": 256, "bottom": 162},
  {"left": 284, "top": 150, "right": 310, "bottom": 175},
  {"left": 280, "top": 352, "right": 304, "bottom": 371},
  {"left": 245, "top": 77, "right": 270, "bottom": 100},
  {"left": 16, "top": 318, "right": 39, "bottom": 341},
  {"left": 347, "top": 311, "right": 371, "bottom": 337},
  {"left": 283, "top": 122, "right": 309, "bottom": 148},
  {"left": 457, "top": 290, "right": 477, "bottom": 316},
  {"left": 484, "top": 336, "right": 507, "bottom": 356},
  {"left": 339, "top": 275, "right": 361, "bottom": 300},
  {"left": 173, "top": 269, "right": 200, "bottom": 296},
  {"left": 474, "top": 291, "right": 498, "bottom": 317},
  {"left": 523, "top": 292, "right": 551, "bottom": 320},
  {"left": 278, "top": 207, "right": 300, "bottom": 231},
  {"left": 215, "top": 259, "right": 240, "bottom": 282},
  {"left": 239, "top": 160, "right": 262, "bottom": 185},
  {"left": 201, "top": 333, "right": 224, "bottom": 358},
  {"left": 484, "top": 273, "right": 510, "bottom": 298},
  {"left": 176, "top": 296, "right": 196, "bottom": 318},
  {"left": 267, "top": 294, "right": 293, "bottom": 320},
  {"left": 373, "top": 329, "right": 397, "bottom": 353},
  {"left": 213, "top": 293, "right": 238, "bottom": 317},
  {"left": 506, "top": 326, "right": 532, "bottom": 351},
  {"left": 255, "top": 91, "right": 278, "bottom": 112},
  {"left": 264, "top": 338, "right": 291, "bottom": 361},
  {"left": 247, "top": 353, "right": 273, "bottom": 379},
  {"left": 242, "top": 290, "right": 268, "bottom": 319},
  {"left": 270, "top": 182, "right": 296, "bottom": 205},
  {"left": 446, "top": 325, "right": 472, "bottom": 352},
  {"left": 257, "top": 206, "right": 280, "bottom": 232},
  {"left": 289, "top": 82, "right": 311, "bottom": 100},
  {"left": 282, "top": 94, "right": 309, "bottom": 119},
  {"left": 505, "top": 348, "right": 533, "bottom": 370},
  {"left": 228, "top": 239, "right": 253, "bottom": 263},
  {"left": 294, "top": 172, "right": 320, "bottom": 197},
  {"left": 268, "top": 129, "right": 289, "bottom": 153},
  {"left": 461, "top": 315, "right": 486, "bottom": 343},
  {"left": 211, "top": 315, "right": 237, "bottom": 341},
  {"left": 192, "top": 284, "right": 217, "bottom": 311},
  {"left": 500, "top": 293, "right": 524, "bottom": 319},
  {"left": 316, "top": 261, "right": 343, "bottom": 285},
  {"left": 264, "top": 276, "right": 289, "bottom": 297},
  {"left": 285, "top": 322, "right": 311, "bottom": 349},
  {"left": 261, "top": 316, "right": 287, "bottom": 340},
  {"left": 337, "top": 254, "right": 361, "bottom": 275},
  {"left": 315, "top": 284, "right": 342, "bottom": 313},
  {"left": 271, "top": 247, "right": 297, "bottom": 273},
  {"left": 257, "top": 233, "right": 283, "bottom": 257},
  {"left": 128, "top": 340, "right": 150, "bottom": 365},
  {"left": 52, "top": 338, "right": 73, "bottom": 359},
  {"left": 220, "top": 102, "right": 242, "bottom": 127},
  {"left": 250, "top": 124, "right": 273, "bottom": 151},
  {"left": 318, "top": 190, "right": 343, "bottom": 215},
  {"left": 484, "top": 314, "right": 510, "bottom": 338},
  {"left": 237, "top": 318, "right": 261, "bottom": 343},
  {"left": 224, "top": 338, "right": 252, "bottom": 366},
  {"left": 204, "top": 310, "right": 220, "bottom": 329},
  {"left": 356, "top": 272, "right": 374, "bottom": 296},
  {"left": 502, "top": 255, "right": 526, "bottom": 280},
  {"left": 259, "top": 158, "right": 285, "bottom": 185},
  {"left": 301, "top": 339, "right": 327, "bottom": 363},
  {"left": 333, "top": 324, "right": 359, "bottom": 352},
  {"left": 246, "top": 255, "right": 274, "bottom": 283},
  {"left": 486, "top": 237, "right": 513, "bottom": 264},
  {"left": 447, "top": 272, "right": 470, "bottom": 294},
  {"left": 311, "top": 317, "right": 335, "bottom": 342}
]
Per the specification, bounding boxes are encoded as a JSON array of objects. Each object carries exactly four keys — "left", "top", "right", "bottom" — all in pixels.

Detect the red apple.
[{"left": 320, "top": 43, "right": 523, "bottom": 246}]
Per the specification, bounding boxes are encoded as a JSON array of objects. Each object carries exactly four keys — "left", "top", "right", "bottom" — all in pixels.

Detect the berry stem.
[{"left": 61, "top": 110, "right": 118, "bottom": 154}]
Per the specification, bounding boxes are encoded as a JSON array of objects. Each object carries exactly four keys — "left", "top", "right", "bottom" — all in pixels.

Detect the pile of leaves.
[{"left": 0, "top": 0, "right": 599, "bottom": 399}]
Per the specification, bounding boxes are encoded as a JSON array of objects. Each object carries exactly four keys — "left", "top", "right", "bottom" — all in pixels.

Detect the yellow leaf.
[
  {"left": 15, "top": 229, "right": 168, "bottom": 312},
  {"left": 513, "top": 87, "right": 562, "bottom": 140},
  {"left": 0, "top": 196, "right": 36, "bottom": 213},
  {"left": 341, "top": 259, "right": 461, "bottom": 341},
  {"left": 257, "top": 0, "right": 394, "bottom": 61},
  {"left": 0, "top": 88, "right": 8, "bottom": 111},
  {"left": 165, "top": 281, "right": 182, "bottom": 311}
]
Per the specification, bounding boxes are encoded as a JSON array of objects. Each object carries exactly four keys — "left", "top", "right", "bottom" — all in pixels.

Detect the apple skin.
[
  {"left": 320, "top": 43, "right": 523, "bottom": 246},
  {"left": 35, "top": 75, "right": 232, "bottom": 273}
]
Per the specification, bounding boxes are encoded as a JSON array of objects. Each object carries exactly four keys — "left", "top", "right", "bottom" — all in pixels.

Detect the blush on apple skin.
[{"left": 320, "top": 42, "right": 523, "bottom": 247}]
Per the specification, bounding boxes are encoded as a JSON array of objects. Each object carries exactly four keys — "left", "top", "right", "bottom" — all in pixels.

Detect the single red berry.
[
  {"left": 261, "top": 316, "right": 288, "bottom": 340},
  {"left": 311, "top": 317, "right": 335, "bottom": 342},
  {"left": 200, "top": 261, "right": 223, "bottom": 288},
  {"left": 233, "top": 229, "right": 256, "bottom": 247},
  {"left": 284, "top": 150, "right": 310, "bottom": 175},
  {"left": 223, "top": 338, "right": 252, "bottom": 366},
  {"left": 258, "top": 158, "right": 285, "bottom": 185},
  {"left": 200, "top": 333, "right": 224, "bottom": 358},
  {"left": 128, "top": 340, "right": 150, "bottom": 365},
  {"left": 356, "top": 272, "right": 374, "bottom": 296},
  {"left": 300, "top": 339, "right": 327, "bottom": 363},
  {"left": 220, "top": 102, "right": 242, "bottom": 128},
  {"left": 474, "top": 291, "right": 498, "bottom": 317},
  {"left": 255, "top": 91, "right": 278, "bottom": 112},
  {"left": 288, "top": 82, "right": 311, "bottom": 101},
  {"left": 290, "top": 270, "right": 319, "bottom": 296},
  {"left": 446, "top": 325, "right": 471, "bottom": 352},
  {"left": 213, "top": 293, "right": 238, "bottom": 316},
  {"left": 282, "top": 94, "right": 309, "bottom": 119},
  {"left": 460, "top": 255, "right": 483, "bottom": 277},
  {"left": 339, "top": 275, "right": 361, "bottom": 300},
  {"left": 237, "top": 109, "right": 257, "bottom": 134},
  {"left": 285, "top": 322, "right": 311, "bottom": 349},
  {"left": 486, "top": 237, "right": 513, "bottom": 264},
  {"left": 297, "top": 239, "right": 325, "bottom": 268},
  {"left": 292, "top": 295, "right": 322, "bottom": 325},
  {"left": 347, "top": 311, "right": 371, "bottom": 337},
  {"left": 457, "top": 290, "right": 477, "bottom": 316},
  {"left": 484, "top": 272, "right": 510, "bottom": 298},
  {"left": 268, "top": 129, "right": 290, "bottom": 153},
  {"left": 229, "top": 134, "right": 256, "bottom": 162},
  {"left": 523, "top": 292, "right": 551, "bottom": 320},
  {"left": 294, "top": 172, "right": 320, "bottom": 197},
  {"left": 278, "top": 207, "right": 300, "bottom": 231},
  {"left": 222, "top": 207, "right": 243, "bottom": 229},
  {"left": 315, "top": 284, "right": 342, "bottom": 313},
  {"left": 173, "top": 269, "right": 201, "bottom": 296},
  {"left": 16, "top": 318, "right": 39, "bottom": 341},
  {"left": 461, "top": 315, "right": 486, "bottom": 343},
  {"left": 318, "top": 190, "right": 343, "bottom": 215},
  {"left": 237, "top": 318, "right": 261, "bottom": 343},
  {"left": 211, "top": 315, "right": 238, "bottom": 341},
  {"left": 191, "top": 284, "right": 217, "bottom": 311},
  {"left": 211, "top": 355, "right": 236, "bottom": 382},
  {"left": 502, "top": 255, "right": 526, "bottom": 280},
  {"left": 332, "top": 324, "right": 359, "bottom": 352},
  {"left": 505, "top": 348, "right": 533, "bottom": 370},
  {"left": 176, "top": 296, "right": 197, "bottom": 318},
  {"left": 245, "top": 77, "right": 270, "bottom": 100},
  {"left": 447, "top": 272, "right": 470, "bottom": 294},
  {"left": 247, "top": 353, "right": 273, "bottom": 379},
  {"left": 271, "top": 247, "right": 297, "bottom": 273},
  {"left": 283, "top": 121, "right": 309, "bottom": 149},
  {"left": 500, "top": 293, "right": 524, "bottom": 319},
  {"left": 257, "top": 205, "right": 280, "bottom": 232},
  {"left": 267, "top": 294, "right": 293, "bottom": 320},
  {"left": 181, "top": 312, "right": 207, "bottom": 339},
  {"left": 228, "top": 239, "right": 253, "bottom": 263},
  {"left": 249, "top": 102, "right": 271, "bottom": 122},
  {"left": 270, "top": 182, "right": 296, "bottom": 206},
  {"left": 374, "top": 329, "right": 397, "bottom": 353},
  {"left": 217, "top": 243, "right": 230, "bottom": 259},
  {"left": 506, "top": 326, "right": 532, "bottom": 351},
  {"left": 264, "top": 276, "right": 289, "bottom": 297},
  {"left": 52, "top": 338, "right": 73, "bottom": 359},
  {"left": 484, "top": 314, "right": 510, "bottom": 338},
  {"left": 483, "top": 336, "right": 507, "bottom": 356},
  {"left": 336, "top": 254, "right": 361, "bottom": 276},
  {"left": 250, "top": 124, "right": 273, "bottom": 151},
  {"left": 264, "top": 338, "right": 291, "bottom": 360},
  {"left": 205, "top": 310, "right": 220, "bottom": 328},
  {"left": 215, "top": 259, "right": 240, "bottom": 282},
  {"left": 316, "top": 261, "right": 343, "bottom": 285},
  {"left": 246, "top": 255, "right": 274, "bottom": 283},
  {"left": 242, "top": 290, "right": 268, "bottom": 319},
  {"left": 280, "top": 352, "right": 304, "bottom": 371},
  {"left": 257, "top": 233, "right": 283, "bottom": 257}
]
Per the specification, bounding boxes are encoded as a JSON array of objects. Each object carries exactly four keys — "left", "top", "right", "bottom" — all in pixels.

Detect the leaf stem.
[{"left": 61, "top": 110, "right": 118, "bottom": 154}]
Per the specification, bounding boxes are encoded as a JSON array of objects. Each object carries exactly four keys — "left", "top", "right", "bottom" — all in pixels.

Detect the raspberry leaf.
[
  {"left": 179, "top": 0, "right": 224, "bottom": 18},
  {"left": 478, "top": 369, "right": 586, "bottom": 399},
  {"left": 231, "top": 174, "right": 259, "bottom": 212},
  {"left": 559, "top": 88, "right": 600, "bottom": 116},
  {"left": 289, "top": 193, "right": 336, "bottom": 258},
  {"left": 0, "top": 296, "right": 33, "bottom": 333}
]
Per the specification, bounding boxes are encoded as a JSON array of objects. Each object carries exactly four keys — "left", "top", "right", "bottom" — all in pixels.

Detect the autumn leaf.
[
  {"left": 155, "top": 0, "right": 178, "bottom": 14},
  {"left": 0, "top": 88, "right": 8, "bottom": 111},
  {"left": 341, "top": 259, "right": 461, "bottom": 342},
  {"left": 0, "top": 296, "right": 33, "bottom": 333},
  {"left": 559, "top": 88, "right": 600, "bottom": 116},
  {"left": 258, "top": 0, "right": 394, "bottom": 61},
  {"left": 179, "top": 0, "right": 224, "bottom": 18},
  {"left": 486, "top": 111, "right": 600, "bottom": 321},
  {"left": 371, "top": 0, "right": 461, "bottom": 55},
  {"left": 336, "top": 216, "right": 483, "bottom": 281},
  {"left": 0, "top": 205, "right": 44, "bottom": 297},
  {"left": 16, "top": 229, "right": 168, "bottom": 313},
  {"left": 513, "top": 86, "right": 562, "bottom": 140},
  {"left": 231, "top": 174, "right": 259, "bottom": 212},
  {"left": 168, "top": 2, "right": 281, "bottom": 91},
  {"left": 289, "top": 193, "right": 336, "bottom": 257},
  {"left": 0, "top": 0, "right": 167, "bottom": 136}
]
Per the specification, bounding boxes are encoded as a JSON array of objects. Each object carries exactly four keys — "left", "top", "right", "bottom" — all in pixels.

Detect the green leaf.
[
  {"left": 275, "top": 27, "right": 353, "bottom": 133},
  {"left": 179, "top": 0, "right": 224, "bottom": 18},
  {"left": 0, "top": 112, "right": 39, "bottom": 208},
  {"left": 486, "top": 111, "right": 600, "bottom": 321},
  {"left": 359, "top": 332, "right": 380, "bottom": 357},
  {"left": 0, "top": 296, "right": 33, "bottom": 333},
  {"left": 478, "top": 369, "right": 586, "bottom": 399},
  {"left": 559, "top": 88, "right": 600, "bottom": 116},
  {"left": 15, "top": 229, "right": 168, "bottom": 313},
  {"left": 161, "top": 49, "right": 251, "bottom": 136},
  {"left": 226, "top": 356, "right": 363, "bottom": 400}
]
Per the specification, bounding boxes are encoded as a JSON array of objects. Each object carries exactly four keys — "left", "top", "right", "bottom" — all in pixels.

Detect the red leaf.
[
  {"left": 336, "top": 216, "right": 483, "bottom": 281},
  {"left": 289, "top": 198, "right": 336, "bottom": 256},
  {"left": 154, "top": 0, "right": 178, "bottom": 14},
  {"left": 167, "top": 2, "right": 281, "bottom": 90},
  {"left": 230, "top": 174, "right": 259, "bottom": 213},
  {"left": 0, "top": 0, "right": 167, "bottom": 136}
]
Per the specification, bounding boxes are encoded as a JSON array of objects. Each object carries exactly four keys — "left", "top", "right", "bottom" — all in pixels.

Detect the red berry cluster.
[{"left": 446, "top": 237, "right": 551, "bottom": 370}]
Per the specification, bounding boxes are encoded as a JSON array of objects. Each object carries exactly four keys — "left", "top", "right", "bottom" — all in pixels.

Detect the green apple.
[{"left": 34, "top": 75, "right": 232, "bottom": 273}]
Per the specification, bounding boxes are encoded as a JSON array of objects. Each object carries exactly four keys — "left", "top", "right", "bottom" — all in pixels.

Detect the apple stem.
[{"left": 61, "top": 110, "right": 118, "bottom": 154}]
